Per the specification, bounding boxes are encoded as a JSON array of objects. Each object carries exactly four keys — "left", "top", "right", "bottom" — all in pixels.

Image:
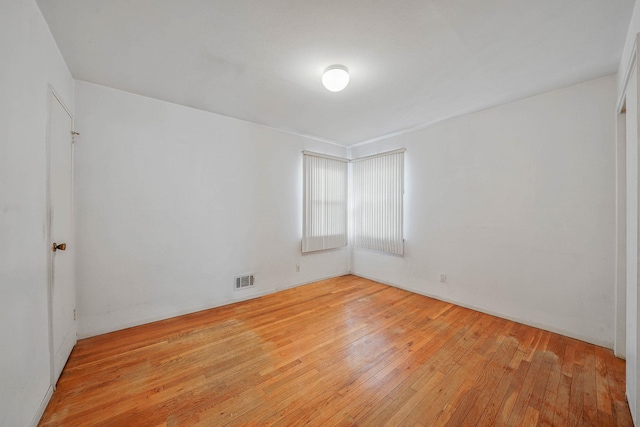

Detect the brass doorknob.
[{"left": 52, "top": 242, "right": 67, "bottom": 252}]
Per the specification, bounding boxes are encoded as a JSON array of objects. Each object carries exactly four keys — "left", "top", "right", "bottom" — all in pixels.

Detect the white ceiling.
[{"left": 37, "top": 0, "right": 634, "bottom": 146}]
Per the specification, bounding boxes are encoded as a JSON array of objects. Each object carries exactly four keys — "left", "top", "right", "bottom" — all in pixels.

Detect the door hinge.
[
  {"left": 73, "top": 309, "right": 76, "bottom": 321},
  {"left": 72, "top": 131, "right": 80, "bottom": 143}
]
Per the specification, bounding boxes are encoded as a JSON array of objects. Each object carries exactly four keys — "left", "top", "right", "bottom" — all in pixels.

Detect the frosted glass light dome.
[{"left": 322, "top": 65, "right": 349, "bottom": 92}]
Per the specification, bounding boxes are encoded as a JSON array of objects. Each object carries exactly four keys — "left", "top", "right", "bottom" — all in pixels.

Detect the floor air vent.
[{"left": 234, "top": 274, "right": 255, "bottom": 290}]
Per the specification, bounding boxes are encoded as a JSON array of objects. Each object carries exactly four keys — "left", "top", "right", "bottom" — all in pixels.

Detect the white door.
[{"left": 48, "top": 92, "right": 76, "bottom": 385}]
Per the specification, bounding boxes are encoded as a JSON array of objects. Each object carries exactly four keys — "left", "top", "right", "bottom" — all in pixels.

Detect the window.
[
  {"left": 352, "top": 149, "right": 405, "bottom": 255},
  {"left": 302, "top": 152, "right": 348, "bottom": 252}
]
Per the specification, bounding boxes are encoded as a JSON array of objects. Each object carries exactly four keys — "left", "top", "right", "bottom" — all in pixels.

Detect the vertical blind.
[
  {"left": 302, "top": 152, "right": 348, "bottom": 253},
  {"left": 352, "top": 149, "right": 405, "bottom": 255}
]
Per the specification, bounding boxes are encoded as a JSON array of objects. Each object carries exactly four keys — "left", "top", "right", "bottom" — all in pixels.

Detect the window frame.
[{"left": 302, "top": 151, "right": 349, "bottom": 253}]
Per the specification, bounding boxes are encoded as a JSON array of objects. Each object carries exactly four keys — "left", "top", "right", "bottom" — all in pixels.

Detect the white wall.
[
  {"left": 73, "top": 81, "right": 349, "bottom": 338},
  {"left": 0, "top": 0, "right": 74, "bottom": 426},
  {"left": 350, "top": 75, "right": 617, "bottom": 347}
]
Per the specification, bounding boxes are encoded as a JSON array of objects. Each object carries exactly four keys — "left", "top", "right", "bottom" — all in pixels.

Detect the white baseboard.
[
  {"left": 30, "top": 385, "right": 53, "bottom": 427},
  {"left": 350, "top": 271, "right": 612, "bottom": 350},
  {"left": 78, "top": 271, "right": 351, "bottom": 339}
]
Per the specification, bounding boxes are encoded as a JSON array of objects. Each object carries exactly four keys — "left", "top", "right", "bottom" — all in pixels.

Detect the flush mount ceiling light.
[{"left": 322, "top": 65, "right": 349, "bottom": 92}]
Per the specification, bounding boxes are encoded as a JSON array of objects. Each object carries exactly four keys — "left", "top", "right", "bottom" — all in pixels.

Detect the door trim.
[{"left": 615, "top": 99, "right": 627, "bottom": 359}]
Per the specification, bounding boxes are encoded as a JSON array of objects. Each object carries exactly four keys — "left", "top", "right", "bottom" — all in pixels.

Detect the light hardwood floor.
[{"left": 39, "top": 275, "right": 632, "bottom": 426}]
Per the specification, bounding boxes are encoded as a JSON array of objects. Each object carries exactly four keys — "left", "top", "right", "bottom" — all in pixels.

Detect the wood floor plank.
[
  {"left": 537, "top": 334, "right": 567, "bottom": 426},
  {"left": 568, "top": 363, "right": 586, "bottom": 427},
  {"left": 594, "top": 348, "right": 613, "bottom": 415},
  {"left": 506, "top": 337, "right": 548, "bottom": 425},
  {"left": 458, "top": 334, "right": 520, "bottom": 426},
  {"left": 582, "top": 343, "right": 599, "bottom": 427},
  {"left": 38, "top": 275, "right": 633, "bottom": 426}
]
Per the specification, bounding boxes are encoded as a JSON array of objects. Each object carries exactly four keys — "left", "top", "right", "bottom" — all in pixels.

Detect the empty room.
[{"left": 4, "top": 0, "right": 640, "bottom": 425}]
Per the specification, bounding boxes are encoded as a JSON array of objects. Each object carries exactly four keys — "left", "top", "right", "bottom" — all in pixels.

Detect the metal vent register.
[{"left": 234, "top": 274, "right": 255, "bottom": 290}]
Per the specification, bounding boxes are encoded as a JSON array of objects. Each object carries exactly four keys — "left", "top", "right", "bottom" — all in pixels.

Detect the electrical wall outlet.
[
  {"left": 296, "top": 263, "right": 300, "bottom": 272},
  {"left": 439, "top": 273, "right": 446, "bottom": 283}
]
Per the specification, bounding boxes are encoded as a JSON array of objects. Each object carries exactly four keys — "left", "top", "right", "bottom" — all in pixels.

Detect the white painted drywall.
[
  {"left": 73, "top": 81, "right": 349, "bottom": 338},
  {"left": 350, "top": 76, "right": 617, "bottom": 348},
  {"left": 0, "top": 0, "right": 74, "bottom": 425}
]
